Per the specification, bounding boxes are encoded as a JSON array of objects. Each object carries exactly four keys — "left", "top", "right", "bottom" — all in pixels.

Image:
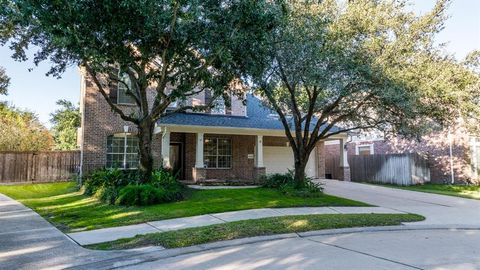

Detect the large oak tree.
[
  {"left": 1, "top": 0, "right": 280, "bottom": 180},
  {"left": 249, "top": 0, "right": 480, "bottom": 185}
]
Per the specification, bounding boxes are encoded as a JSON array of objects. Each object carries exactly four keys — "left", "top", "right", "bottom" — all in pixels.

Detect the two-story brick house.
[{"left": 78, "top": 71, "right": 351, "bottom": 183}]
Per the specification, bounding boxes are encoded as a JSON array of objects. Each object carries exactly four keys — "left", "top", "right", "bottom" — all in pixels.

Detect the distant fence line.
[
  {"left": 326, "top": 153, "right": 430, "bottom": 186},
  {"left": 0, "top": 151, "right": 80, "bottom": 184}
]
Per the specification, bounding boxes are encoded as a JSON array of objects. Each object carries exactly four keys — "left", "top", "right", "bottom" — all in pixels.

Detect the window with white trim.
[
  {"left": 106, "top": 134, "right": 139, "bottom": 169},
  {"left": 204, "top": 137, "right": 232, "bottom": 168},
  {"left": 118, "top": 73, "right": 135, "bottom": 105},
  {"left": 356, "top": 144, "right": 374, "bottom": 156}
]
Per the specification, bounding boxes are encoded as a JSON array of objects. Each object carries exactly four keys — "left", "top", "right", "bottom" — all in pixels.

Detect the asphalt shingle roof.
[{"left": 158, "top": 95, "right": 340, "bottom": 133}]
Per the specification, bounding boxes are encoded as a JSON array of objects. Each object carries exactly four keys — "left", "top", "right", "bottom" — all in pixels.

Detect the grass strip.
[
  {"left": 0, "top": 182, "right": 369, "bottom": 232},
  {"left": 88, "top": 213, "right": 424, "bottom": 250}
]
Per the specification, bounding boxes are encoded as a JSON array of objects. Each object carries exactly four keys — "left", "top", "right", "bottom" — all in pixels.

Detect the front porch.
[{"left": 156, "top": 125, "right": 351, "bottom": 184}]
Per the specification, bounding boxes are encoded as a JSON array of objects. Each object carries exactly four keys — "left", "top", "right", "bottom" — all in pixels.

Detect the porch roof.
[{"left": 157, "top": 95, "right": 340, "bottom": 133}]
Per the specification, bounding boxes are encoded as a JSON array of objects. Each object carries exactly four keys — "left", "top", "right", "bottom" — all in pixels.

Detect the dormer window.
[{"left": 211, "top": 97, "right": 226, "bottom": 114}]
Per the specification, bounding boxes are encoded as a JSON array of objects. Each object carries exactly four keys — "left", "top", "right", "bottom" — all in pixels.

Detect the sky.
[{"left": 0, "top": 0, "right": 479, "bottom": 128}]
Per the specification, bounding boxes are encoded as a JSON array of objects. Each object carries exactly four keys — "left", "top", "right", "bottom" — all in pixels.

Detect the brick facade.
[
  {"left": 79, "top": 72, "right": 333, "bottom": 182},
  {"left": 80, "top": 69, "right": 249, "bottom": 171}
]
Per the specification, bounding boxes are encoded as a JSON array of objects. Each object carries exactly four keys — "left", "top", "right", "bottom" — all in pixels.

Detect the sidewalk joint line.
[
  {"left": 209, "top": 214, "right": 228, "bottom": 223},
  {"left": 327, "top": 207, "right": 342, "bottom": 213},
  {"left": 145, "top": 222, "right": 163, "bottom": 232},
  {"left": 269, "top": 208, "right": 284, "bottom": 215}
]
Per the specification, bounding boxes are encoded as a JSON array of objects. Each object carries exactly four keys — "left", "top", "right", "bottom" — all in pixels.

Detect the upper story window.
[
  {"left": 204, "top": 90, "right": 231, "bottom": 115},
  {"left": 117, "top": 73, "right": 136, "bottom": 105},
  {"left": 356, "top": 144, "right": 374, "bottom": 156},
  {"left": 211, "top": 98, "right": 226, "bottom": 114},
  {"left": 204, "top": 137, "right": 232, "bottom": 168},
  {"left": 106, "top": 134, "right": 139, "bottom": 169}
]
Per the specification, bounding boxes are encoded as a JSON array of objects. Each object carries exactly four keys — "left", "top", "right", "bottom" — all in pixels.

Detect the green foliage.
[
  {"left": 243, "top": 0, "right": 480, "bottom": 183},
  {"left": 83, "top": 168, "right": 127, "bottom": 196},
  {"left": 261, "top": 171, "right": 295, "bottom": 188},
  {"left": 50, "top": 99, "right": 80, "bottom": 150},
  {"left": 262, "top": 170, "right": 323, "bottom": 197},
  {"left": 0, "top": 66, "right": 9, "bottom": 95},
  {"left": 0, "top": 102, "right": 53, "bottom": 151},
  {"left": 95, "top": 185, "right": 120, "bottom": 205},
  {"left": 115, "top": 185, "right": 166, "bottom": 206},
  {"left": 83, "top": 168, "right": 183, "bottom": 205},
  {"left": 0, "top": 0, "right": 282, "bottom": 178}
]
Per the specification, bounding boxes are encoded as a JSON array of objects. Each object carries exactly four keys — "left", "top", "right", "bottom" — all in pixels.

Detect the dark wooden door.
[{"left": 169, "top": 143, "right": 184, "bottom": 179}]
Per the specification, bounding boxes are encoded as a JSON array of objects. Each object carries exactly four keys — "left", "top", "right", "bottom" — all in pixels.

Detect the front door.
[{"left": 169, "top": 143, "right": 184, "bottom": 179}]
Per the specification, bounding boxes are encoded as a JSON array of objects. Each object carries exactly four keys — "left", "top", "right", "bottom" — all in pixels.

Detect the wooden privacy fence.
[
  {"left": 0, "top": 151, "right": 80, "bottom": 184},
  {"left": 326, "top": 153, "right": 430, "bottom": 186}
]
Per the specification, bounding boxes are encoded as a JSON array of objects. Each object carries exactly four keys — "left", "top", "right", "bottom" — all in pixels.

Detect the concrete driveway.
[
  {"left": 1, "top": 180, "right": 480, "bottom": 269},
  {"left": 322, "top": 180, "right": 480, "bottom": 226}
]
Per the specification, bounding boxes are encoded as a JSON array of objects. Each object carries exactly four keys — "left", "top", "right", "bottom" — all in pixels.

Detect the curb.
[{"left": 67, "top": 224, "right": 480, "bottom": 270}]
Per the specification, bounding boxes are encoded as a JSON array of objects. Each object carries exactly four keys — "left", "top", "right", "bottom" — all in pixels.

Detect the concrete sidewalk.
[
  {"left": 0, "top": 194, "right": 131, "bottom": 270},
  {"left": 68, "top": 206, "right": 404, "bottom": 245}
]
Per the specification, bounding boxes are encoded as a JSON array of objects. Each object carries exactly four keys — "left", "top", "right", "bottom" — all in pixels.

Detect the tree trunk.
[
  {"left": 137, "top": 121, "right": 155, "bottom": 182},
  {"left": 293, "top": 155, "right": 308, "bottom": 188}
]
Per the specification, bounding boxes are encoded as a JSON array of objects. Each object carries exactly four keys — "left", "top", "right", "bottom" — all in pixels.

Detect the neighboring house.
[
  {"left": 78, "top": 71, "right": 350, "bottom": 183},
  {"left": 325, "top": 124, "right": 480, "bottom": 184}
]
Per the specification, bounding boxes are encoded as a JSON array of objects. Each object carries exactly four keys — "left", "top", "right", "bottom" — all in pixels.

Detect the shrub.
[
  {"left": 261, "top": 170, "right": 295, "bottom": 188},
  {"left": 95, "top": 185, "right": 119, "bottom": 205},
  {"left": 115, "top": 183, "right": 184, "bottom": 206},
  {"left": 83, "top": 168, "right": 184, "bottom": 206},
  {"left": 262, "top": 170, "right": 323, "bottom": 197},
  {"left": 83, "top": 168, "right": 127, "bottom": 196},
  {"left": 279, "top": 180, "right": 323, "bottom": 197},
  {"left": 150, "top": 169, "right": 178, "bottom": 187},
  {"left": 115, "top": 184, "right": 165, "bottom": 206}
]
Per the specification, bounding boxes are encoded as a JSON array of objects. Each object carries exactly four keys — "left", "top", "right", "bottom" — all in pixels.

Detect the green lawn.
[
  {"left": 88, "top": 213, "right": 424, "bottom": 250},
  {"left": 375, "top": 183, "right": 480, "bottom": 200},
  {"left": 0, "top": 182, "right": 369, "bottom": 232}
]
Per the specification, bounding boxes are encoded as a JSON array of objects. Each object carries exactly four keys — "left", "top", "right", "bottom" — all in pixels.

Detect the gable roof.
[{"left": 158, "top": 94, "right": 340, "bottom": 133}]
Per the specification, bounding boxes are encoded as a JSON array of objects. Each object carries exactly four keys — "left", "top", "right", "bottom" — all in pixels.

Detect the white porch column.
[
  {"left": 339, "top": 138, "right": 349, "bottom": 168},
  {"left": 161, "top": 130, "right": 171, "bottom": 168},
  {"left": 338, "top": 137, "right": 351, "bottom": 181},
  {"left": 195, "top": 132, "right": 204, "bottom": 168},
  {"left": 255, "top": 135, "right": 264, "bottom": 168}
]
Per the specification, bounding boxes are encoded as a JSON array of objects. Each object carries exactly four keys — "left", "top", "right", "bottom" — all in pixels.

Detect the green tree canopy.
[
  {"left": 248, "top": 0, "right": 480, "bottom": 183},
  {"left": 0, "top": 66, "right": 10, "bottom": 95},
  {"left": 0, "top": 102, "right": 53, "bottom": 151},
  {"left": 50, "top": 99, "right": 80, "bottom": 150},
  {"left": 1, "top": 0, "right": 280, "bottom": 179}
]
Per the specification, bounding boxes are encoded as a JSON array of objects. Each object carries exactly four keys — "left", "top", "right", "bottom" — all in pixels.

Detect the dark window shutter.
[
  {"left": 109, "top": 68, "right": 120, "bottom": 104},
  {"left": 109, "top": 86, "right": 118, "bottom": 104},
  {"left": 226, "top": 100, "right": 232, "bottom": 115},
  {"left": 204, "top": 90, "right": 212, "bottom": 113}
]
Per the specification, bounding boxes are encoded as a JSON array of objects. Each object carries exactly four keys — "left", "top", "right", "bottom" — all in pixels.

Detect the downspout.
[{"left": 448, "top": 130, "right": 455, "bottom": 184}]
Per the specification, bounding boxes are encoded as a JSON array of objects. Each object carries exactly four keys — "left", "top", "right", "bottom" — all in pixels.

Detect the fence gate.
[{"left": 0, "top": 151, "right": 80, "bottom": 184}]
